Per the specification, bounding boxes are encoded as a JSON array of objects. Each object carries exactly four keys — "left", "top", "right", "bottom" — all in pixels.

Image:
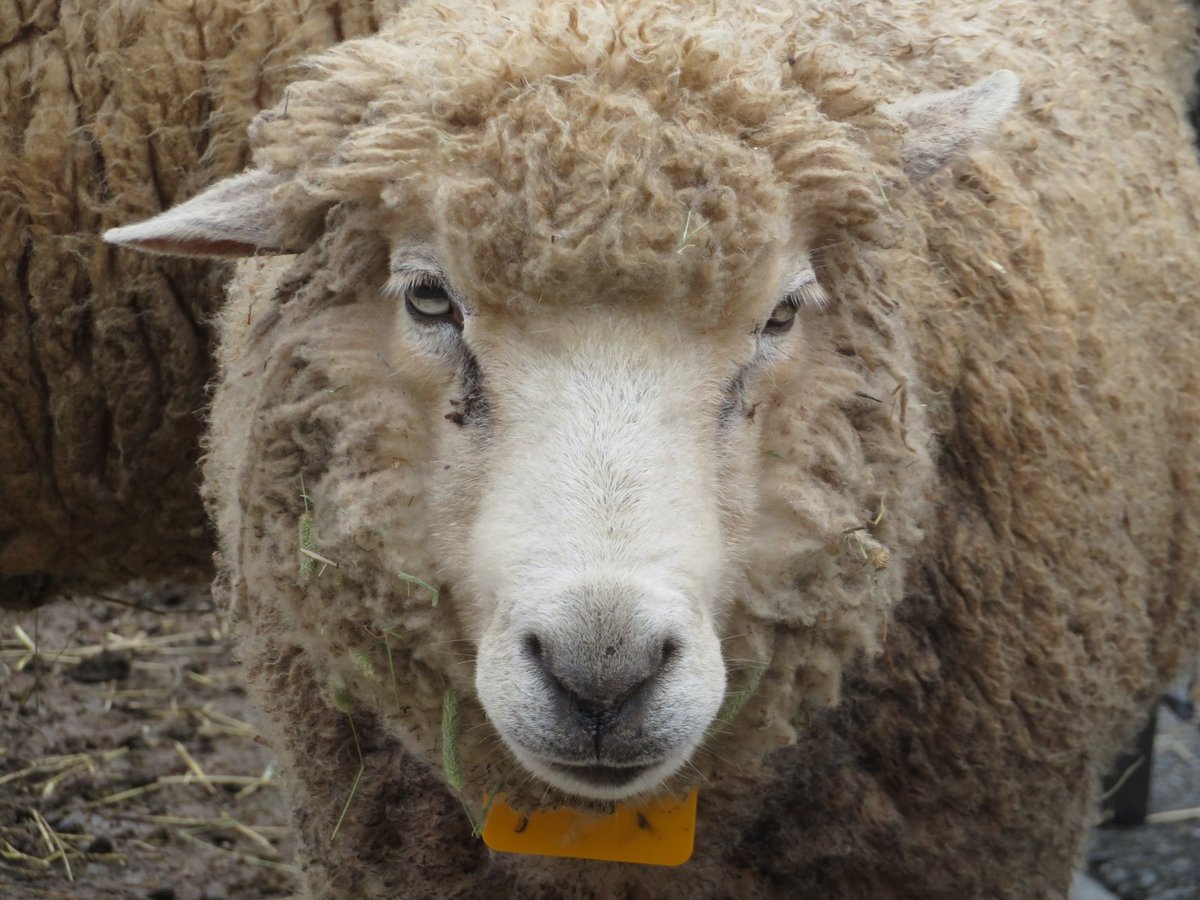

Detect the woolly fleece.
[
  {"left": 139, "top": 0, "right": 1200, "bottom": 896},
  {"left": 0, "top": 0, "right": 400, "bottom": 609}
]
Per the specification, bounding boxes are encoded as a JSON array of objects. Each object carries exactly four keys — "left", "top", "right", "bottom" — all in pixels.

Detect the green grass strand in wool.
[
  {"left": 395, "top": 569, "right": 439, "bottom": 606},
  {"left": 473, "top": 759, "right": 518, "bottom": 838},
  {"left": 709, "top": 658, "right": 770, "bottom": 738},
  {"left": 299, "top": 512, "right": 316, "bottom": 583},
  {"left": 299, "top": 474, "right": 316, "bottom": 583},
  {"left": 382, "top": 631, "right": 404, "bottom": 717},
  {"left": 442, "top": 688, "right": 481, "bottom": 831},
  {"left": 350, "top": 647, "right": 378, "bottom": 681},
  {"left": 442, "top": 688, "right": 465, "bottom": 793}
]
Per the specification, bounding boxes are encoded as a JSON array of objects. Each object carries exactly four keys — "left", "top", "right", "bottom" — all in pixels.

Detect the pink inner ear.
[{"left": 138, "top": 237, "right": 264, "bottom": 257}]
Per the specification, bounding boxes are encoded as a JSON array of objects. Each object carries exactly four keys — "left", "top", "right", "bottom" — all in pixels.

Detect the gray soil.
[
  {"left": 1088, "top": 698, "right": 1200, "bottom": 900},
  {"left": 2, "top": 587, "right": 1197, "bottom": 899}
]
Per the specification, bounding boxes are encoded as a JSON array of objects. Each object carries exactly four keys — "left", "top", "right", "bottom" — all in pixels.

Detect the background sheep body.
[{"left": 0, "top": 0, "right": 400, "bottom": 609}]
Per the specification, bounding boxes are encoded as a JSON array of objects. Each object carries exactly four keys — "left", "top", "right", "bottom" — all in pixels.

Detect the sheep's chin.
[{"left": 504, "top": 738, "right": 700, "bottom": 802}]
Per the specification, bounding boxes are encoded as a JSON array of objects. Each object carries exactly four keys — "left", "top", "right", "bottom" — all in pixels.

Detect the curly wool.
[
  {"left": 193, "top": 0, "right": 1200, "bottom": 897},
  {"left": 0, "top": 0, "right": 400, "bottom": 609}
]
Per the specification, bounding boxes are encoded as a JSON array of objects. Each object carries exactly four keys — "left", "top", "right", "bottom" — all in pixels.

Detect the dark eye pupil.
[{"left": 412, "top": 282, "right": 448, "bottom": 302}]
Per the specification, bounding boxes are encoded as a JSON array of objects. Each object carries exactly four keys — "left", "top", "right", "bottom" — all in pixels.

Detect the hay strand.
[
  {"left": 30, "top": 808, "right": 72, "bottom": 882},
  {"left": 330, "top": 715, "right": 365, "bottom": 843},
  {"left": 177, "top": 829, "right": 301, "bottom": 875},
  {"left": 1146, "top": 807, "right": 1200, "bottom": 824},
  {"left": 174, "top": 741, "right": 218, "bottom": 795}
]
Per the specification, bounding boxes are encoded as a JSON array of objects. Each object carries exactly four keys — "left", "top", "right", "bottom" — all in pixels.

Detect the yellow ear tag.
[{"left": 481, "top": 789, "right": 698, "bottom": 866}]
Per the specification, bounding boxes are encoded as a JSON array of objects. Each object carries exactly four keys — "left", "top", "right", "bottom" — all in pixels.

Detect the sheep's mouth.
[
  {"left": 546, "top": 761, "right": 654, "bottom": 788},
  {"left": 503, "top": 731, "right": 702, "bottom": 799}
]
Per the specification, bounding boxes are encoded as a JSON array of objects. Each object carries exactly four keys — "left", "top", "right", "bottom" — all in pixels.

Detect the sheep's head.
[{"left": 106, "top": 1, "right": 1017, "bottom": 803}]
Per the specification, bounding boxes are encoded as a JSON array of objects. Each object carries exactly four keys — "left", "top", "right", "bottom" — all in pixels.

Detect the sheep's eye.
[
  {"left": 404, "top": 278, "right": 462, "bottom": 329},
  {"left": 763, "top": 300, "right": 798, "bottom": 335},
  {"left": 762, "top": 279, "right": 828, "bottom": 337}
]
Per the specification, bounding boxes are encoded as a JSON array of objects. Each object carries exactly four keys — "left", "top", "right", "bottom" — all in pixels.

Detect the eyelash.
[{"left": 786, "top": 281, "right": 830, "bottom": 310}]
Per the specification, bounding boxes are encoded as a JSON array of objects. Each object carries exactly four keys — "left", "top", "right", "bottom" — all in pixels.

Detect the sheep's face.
[
  {"left": 446, "top": 316, "right": 732, "bottom": 798},
  {"left": 389, "top": 252, "right": 820, "bottom": 798},
  {"left": 412, "top": 294, "right": 813, "bottom": 799},
  {"left": 362, "top": 78, "right": 837, "bottom": 799},
  {"left": 427, "top": 304, "right": 807, "bottom": 797}
]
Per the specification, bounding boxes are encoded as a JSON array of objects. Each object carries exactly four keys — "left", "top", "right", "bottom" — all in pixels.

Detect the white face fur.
[{"left": 388, "top": 244, "right": 824, "bottom": 800}]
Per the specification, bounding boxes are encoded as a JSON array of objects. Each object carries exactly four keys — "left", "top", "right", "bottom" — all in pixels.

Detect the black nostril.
[
  {"left": 572, "top": 694, "right": 606, "bottom": 725},
  {"left": 523, "top": 633, "right": 543, "bottom": 662},
  {"left": 659, "top": 637, "right": 679, "bottom": 668}
]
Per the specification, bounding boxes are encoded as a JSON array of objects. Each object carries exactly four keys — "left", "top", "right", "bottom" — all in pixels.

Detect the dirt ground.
[
  {"left": 1, "top": 588, "right": 297, "bottom": 900},
  {"left": 2, "top": 587, "right": 1198, "bottom": 899}
]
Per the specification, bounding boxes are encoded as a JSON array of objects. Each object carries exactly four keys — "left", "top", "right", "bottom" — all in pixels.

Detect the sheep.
[
  {"left": 0, "top": 0, "right": 400, "bottom": 610},
  {"left": 103, "top": 0, "right": 1200, "bottom": 896}
]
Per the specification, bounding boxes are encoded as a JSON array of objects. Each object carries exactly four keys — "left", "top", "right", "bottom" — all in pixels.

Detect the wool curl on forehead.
[{"left": 249, "top": 0, "right": 904, "bottom": 297}]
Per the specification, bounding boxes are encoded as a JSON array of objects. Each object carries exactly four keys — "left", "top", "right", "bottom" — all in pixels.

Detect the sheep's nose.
[{"left": 522, "top": 632, "right": 678, "bottom": 736}]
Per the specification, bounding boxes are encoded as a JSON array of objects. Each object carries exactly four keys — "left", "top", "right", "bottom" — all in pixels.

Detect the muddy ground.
[
  {"left": 1, "top": 588, "right": 297, "bottom": 900},
  {"left": 2, "top": 587, "right": 1198, "bottom": 899}
]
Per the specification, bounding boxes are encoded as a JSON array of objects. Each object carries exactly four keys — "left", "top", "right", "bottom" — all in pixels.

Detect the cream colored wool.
[
  {"left": 0, "top": 0, "right": 400, "bottom": 609},
  {"left": 113, "top": 0, "right": 1200, "bottom": 896}
]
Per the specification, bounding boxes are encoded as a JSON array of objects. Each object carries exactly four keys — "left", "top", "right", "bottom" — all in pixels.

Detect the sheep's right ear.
[
  {"left": 104, "top": 169, "right": 315, "bottom": 258},
  {"left": 881, "top": 70, "right": 1020, "bottom": 182}
]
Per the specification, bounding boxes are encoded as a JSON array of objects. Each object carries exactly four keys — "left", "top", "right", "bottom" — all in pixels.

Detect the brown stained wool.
[
  {"left": 0, "top": 0, "right": 400, "bottom": 609},
  {"left": 117, "top": 0, "right": 1200, "bottom": 896}
]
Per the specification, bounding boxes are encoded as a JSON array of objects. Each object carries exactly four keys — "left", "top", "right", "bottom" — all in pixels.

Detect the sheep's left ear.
[
  {"left": 881, "top": 70, "right": 1020, "bottom": 181},
  {"left": 104, "top": 169, "right": 318, "bottom": 257}
]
